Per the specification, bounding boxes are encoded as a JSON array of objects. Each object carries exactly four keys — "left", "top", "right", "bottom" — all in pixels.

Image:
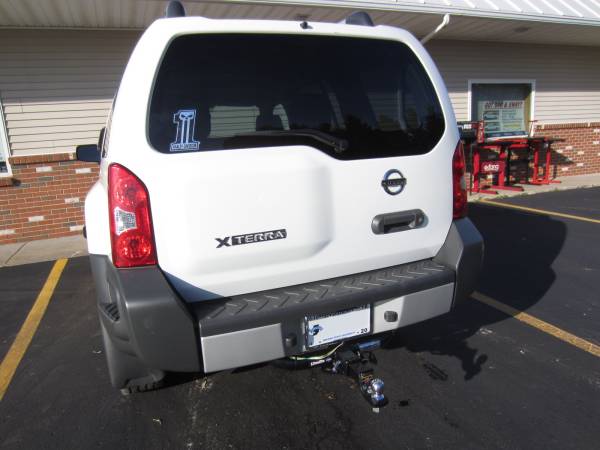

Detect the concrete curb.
[{"left": 0, "top": 235, "right": 88, "bottom": 267}]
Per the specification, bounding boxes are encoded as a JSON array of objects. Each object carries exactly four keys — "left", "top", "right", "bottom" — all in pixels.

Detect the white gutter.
[
  {"left": 420, "top": 13, "right": 450, "bottom": 44},
  {"left": 215, "top": 0, "right": 600, "bottom": 27}
]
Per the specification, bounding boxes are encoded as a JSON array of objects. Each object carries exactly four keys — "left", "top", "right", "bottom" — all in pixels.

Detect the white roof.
[{"left": 0, "top": 0, "right": 599, "bottom": 46}]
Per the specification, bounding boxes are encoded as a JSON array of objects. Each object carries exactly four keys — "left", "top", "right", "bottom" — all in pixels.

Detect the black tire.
[{"left": 100, "top": 322, "right": 165, "bottom": 393}]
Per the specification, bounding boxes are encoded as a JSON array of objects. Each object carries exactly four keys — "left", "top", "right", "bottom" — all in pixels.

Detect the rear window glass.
[{"left": 149, "top": 34, "right": 445, "bottom": 160}]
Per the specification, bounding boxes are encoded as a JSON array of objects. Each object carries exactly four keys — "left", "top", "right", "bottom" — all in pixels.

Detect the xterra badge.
[
  {"left": 381, "top": 169, "right": 407, "bottom": 195},
  {"left": 216, "top": 229, "right": 287, "bottom": 248}
]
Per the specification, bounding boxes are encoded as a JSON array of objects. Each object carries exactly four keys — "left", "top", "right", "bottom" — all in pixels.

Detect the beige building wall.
[
  {"left": 427, "top": 39, "right": 600, "bottom": 124},
  {"left": 1, "top": 30, "right": 600, "bottom": 158},
  {"left": 0, "top": 29, "right": 140, "bottom": 157}
]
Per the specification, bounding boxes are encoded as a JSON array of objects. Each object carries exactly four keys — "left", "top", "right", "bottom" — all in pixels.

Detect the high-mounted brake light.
[
  {"left": 453, "top": 140, "right": 468, "bottom": 219},
  {"left": 108, "top": 164, "right": 157, "bottom": 268}
]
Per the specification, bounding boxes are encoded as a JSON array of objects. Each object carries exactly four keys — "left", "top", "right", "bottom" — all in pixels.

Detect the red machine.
[
  {"left": 459, "top": 121, "right": 563, "bottom": 195},
  {"left": 529, "top": 138, "right": 563, "bottom": 185}
]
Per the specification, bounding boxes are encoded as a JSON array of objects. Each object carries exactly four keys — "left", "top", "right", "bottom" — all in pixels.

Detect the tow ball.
[
  {"left": 325, "top": 340, "right": 388, "bottom": 411},
  {"left": 275, "top": 339, "right": 388, "bottom": 410}
]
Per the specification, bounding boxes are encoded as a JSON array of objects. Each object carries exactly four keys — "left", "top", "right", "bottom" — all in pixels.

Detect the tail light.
[
  {"left": 453, "top": 140, "right": 468, "bottom": 219},
  {"left": 108, "top": 164, "right": 157, "bottom": 268}
]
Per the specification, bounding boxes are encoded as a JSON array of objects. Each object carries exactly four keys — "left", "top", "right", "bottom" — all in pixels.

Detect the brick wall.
[
  {"left": 0, "top": 153, "right": 98, "bottom": 244},
  {"left": 537, "top": 122, "right": 600, "bottom": 176}
]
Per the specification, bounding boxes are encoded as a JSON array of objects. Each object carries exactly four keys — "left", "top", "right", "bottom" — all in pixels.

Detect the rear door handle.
[{"left": 371, "top": 209, "right": 425, "bottom": 235}]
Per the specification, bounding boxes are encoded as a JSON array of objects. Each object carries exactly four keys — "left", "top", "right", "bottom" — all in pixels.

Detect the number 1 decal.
[{"left": 170, "top": 109, "right": 200, "bottom": 151}]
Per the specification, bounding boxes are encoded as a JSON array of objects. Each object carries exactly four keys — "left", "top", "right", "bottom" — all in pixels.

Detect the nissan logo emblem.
[{"left": 381, "top": 169, "right": 407, "bottom": 195}]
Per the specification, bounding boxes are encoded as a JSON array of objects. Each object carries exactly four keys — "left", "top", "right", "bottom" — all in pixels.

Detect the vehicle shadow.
[{"left": 383, "top": 202, "right": 567, "bottom": 380}]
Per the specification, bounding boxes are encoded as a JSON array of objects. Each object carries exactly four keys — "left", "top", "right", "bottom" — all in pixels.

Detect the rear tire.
[
  {"left": 100, "top": 322, "right": 165, "bottom": 393},
  {"left": 119, "top": 379, "right": 164, "bottom": 396}
]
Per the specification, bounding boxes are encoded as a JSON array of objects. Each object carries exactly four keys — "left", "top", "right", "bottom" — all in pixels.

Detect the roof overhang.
[
  {"left": 261, "top": 0, "right": 600, "bottom": 27},
  {"left": 0, "top": 0, "right": 599, "bottom": 47}
]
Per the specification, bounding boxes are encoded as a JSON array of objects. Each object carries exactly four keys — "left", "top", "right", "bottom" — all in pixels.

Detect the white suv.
[{"left": 78, "top": 4, "right": 483, "bottom": 393}]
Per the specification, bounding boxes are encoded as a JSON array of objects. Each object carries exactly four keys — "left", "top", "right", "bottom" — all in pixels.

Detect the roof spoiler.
[
  {"left": 341, "top": 11, "right": 374, "bottom": 27},
  {"left": 164, "top": 3, "right": 376, "bottom": 27},
  {"left": 165, "top": 0, "right": 186, "bottom": 18}
]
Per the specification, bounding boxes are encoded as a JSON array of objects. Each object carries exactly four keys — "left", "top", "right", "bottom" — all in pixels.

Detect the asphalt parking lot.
[{"left": 1, "top": 188, "right": 599, "bottom": 450}]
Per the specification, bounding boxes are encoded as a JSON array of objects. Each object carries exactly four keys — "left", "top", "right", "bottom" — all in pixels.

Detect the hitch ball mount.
[{"left": 323, "top": 339, "right": 388, "bottom": 411}]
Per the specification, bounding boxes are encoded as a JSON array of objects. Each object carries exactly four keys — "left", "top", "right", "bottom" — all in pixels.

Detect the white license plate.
[{"left": 305, "top": 305, "right": 371, "bottom": 348}]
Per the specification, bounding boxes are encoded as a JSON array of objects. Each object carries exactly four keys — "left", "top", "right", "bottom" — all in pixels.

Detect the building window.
[
  {"left": 470, "top": 82, "right": 533, "bottom": 138},
  {"left": 0, "top": 98, "right": 10, "bottom": 175}
]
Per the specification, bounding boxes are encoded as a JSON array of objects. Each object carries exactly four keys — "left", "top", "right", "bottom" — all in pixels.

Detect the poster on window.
[{"left": 477, "top": 100, "right": 526, "bottom": 138}]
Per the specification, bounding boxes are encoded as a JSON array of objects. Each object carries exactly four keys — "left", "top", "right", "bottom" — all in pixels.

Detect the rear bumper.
[{"left": 90, "top": 218, "right": 483, "bottom": 374}]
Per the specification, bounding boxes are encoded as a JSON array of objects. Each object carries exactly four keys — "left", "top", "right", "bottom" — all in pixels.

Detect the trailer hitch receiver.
[{"left": 326, "top": 339, "right": 388, "bottom": 410}]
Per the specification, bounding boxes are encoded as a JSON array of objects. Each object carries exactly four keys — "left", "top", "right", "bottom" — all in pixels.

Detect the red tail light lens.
[
  {"left": 108, "top": 164, "right": 157, "bottom": 268},
  {"left": 453, "top": 140, "right": 468, "bottom": 219}
]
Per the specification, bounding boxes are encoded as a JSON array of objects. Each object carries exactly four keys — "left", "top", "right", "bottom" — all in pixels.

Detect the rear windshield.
[{"left": 149, "top": 34, "right": 445, "bottom": 160}]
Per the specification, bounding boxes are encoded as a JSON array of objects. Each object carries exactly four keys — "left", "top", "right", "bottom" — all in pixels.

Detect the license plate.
[{"left": 305, "top": 305, "right": 371, "bottom": 348}]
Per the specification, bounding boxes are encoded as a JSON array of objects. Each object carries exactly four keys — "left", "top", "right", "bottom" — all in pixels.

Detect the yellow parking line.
[
  {"left": 0, "top": 258, "right": 68, "bottom": 401},
  {"left": 472, "top": 291, "right": 600, "bottom": 358},
  {"left": 479, "top": 199, "right": 600, "bottom": 224}
]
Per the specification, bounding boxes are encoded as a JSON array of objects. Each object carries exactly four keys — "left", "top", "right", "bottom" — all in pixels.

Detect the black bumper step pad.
[{"left": 193, "top": 259, "right": 454, "bottom": 336}]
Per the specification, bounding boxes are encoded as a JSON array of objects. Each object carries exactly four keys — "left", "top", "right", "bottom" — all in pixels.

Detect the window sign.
[
  {"left": 471, "top": 83, "right": 532, "bottom": 139},
  {"left": 477, "top": 100, "right": 526, "bottom": 137}
]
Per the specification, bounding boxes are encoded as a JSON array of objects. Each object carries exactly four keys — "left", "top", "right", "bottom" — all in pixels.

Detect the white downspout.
[{"left": 420, "top": 13, "right": 451, "bottom": 45}]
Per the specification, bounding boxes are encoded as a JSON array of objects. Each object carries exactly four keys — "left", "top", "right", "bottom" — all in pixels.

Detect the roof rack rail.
[
  {"left": 165, "top": 0, "right": 186, "bottom": 18},
  {"left": 343, "top": 11, "right": 374, "bottom": 27}
]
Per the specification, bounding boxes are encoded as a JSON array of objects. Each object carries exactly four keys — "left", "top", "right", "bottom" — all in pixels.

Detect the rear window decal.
[{"left": 170, "top": 109, "right": 200, "bottom": 151}]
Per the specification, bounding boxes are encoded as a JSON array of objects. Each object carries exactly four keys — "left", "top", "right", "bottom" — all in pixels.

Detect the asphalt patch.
[
  {"left": 0, "top": 261, "right": 54, "bottom": 362},
  {"left": 492, "top": 186, "right": 600, "bottom": 220}
]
